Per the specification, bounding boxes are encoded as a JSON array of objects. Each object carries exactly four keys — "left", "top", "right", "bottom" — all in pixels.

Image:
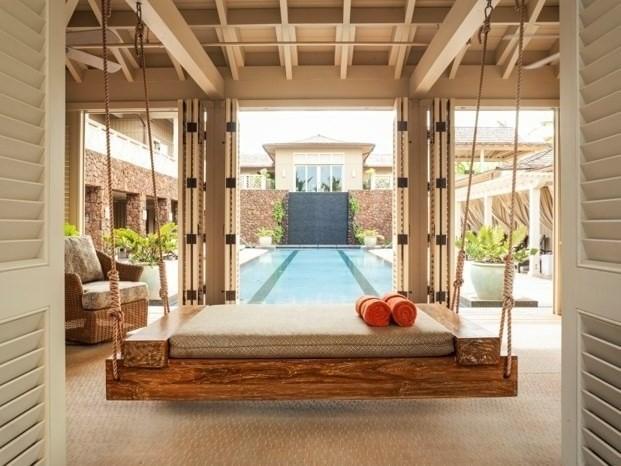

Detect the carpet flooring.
[{"left": 66, "top": 308, "right": 561, "bottom": 466}]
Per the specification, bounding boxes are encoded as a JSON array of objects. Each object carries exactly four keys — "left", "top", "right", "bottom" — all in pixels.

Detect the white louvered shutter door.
[
  {"left": 561, "top": 1, "right": 621, "bottom": 465},
  {"left": 0, "top": 1, "right": 65, "bottom": 464}
]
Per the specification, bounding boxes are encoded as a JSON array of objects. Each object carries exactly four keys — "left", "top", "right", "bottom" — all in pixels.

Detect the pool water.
[{"left": 240, "top": 248, "right": 393, "bottom": 304}]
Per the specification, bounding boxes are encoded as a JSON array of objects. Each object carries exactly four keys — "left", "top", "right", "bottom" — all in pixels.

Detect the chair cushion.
[
  {"left": 81, "top": 281, "right": 148, "bottom": 310},
  {"left": 170, "top": 304, "right": 455, "bottom": 359},
  {"left": 65, "top": 236, "right": 104, "bottom": 283}
]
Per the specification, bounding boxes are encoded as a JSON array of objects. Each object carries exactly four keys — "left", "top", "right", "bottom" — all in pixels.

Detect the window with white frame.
[{"left": 294, "top": 153, "right": 344, "bottom": 192}]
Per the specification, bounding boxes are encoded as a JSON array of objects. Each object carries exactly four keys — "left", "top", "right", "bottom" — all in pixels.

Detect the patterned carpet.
[{"left": 66, "top": 309, "right": 561, "bottom": 466}]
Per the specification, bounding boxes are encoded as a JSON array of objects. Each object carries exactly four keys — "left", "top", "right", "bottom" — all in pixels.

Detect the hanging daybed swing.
[{"left": 104, "top": 0, "right": 526, "bottom": 401}]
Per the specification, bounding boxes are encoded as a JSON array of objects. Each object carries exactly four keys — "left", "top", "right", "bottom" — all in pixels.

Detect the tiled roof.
[
  {"left": 240, "top": 153, "right": 273, "bottom": 167},
  {"left": 455, "top": 127, "right": 545, "bottom": 145},
  {"left": 365, "top": 153, "right": 392, "bottom": 167},
  {"left": 499, "top": 147, "right": 554, "bottom": 170},
  {"left": 292, "top": 134, "right": 346, "bottom": 144}
]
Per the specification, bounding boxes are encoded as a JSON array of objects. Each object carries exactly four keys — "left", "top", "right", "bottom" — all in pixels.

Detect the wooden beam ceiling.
[
  {"left": 67, "top": 6, "right": 559, "bottom": 31},
  {"left": 123, "top": 0, "right": 224, "bottom": 97},
  {"left": 410, "top": 0, "right": 501, "bottom": 95},
  {"left": 214, "top": 0, "right": 243, "bottom": 80},
  {"left": 448, "top": 41, "right": 469, "bottom": 79},
  {"left": 389, "top": 0, "right": 416, "bottom": 79},
  {"left": 500, "top": 0, "right": 547, "bottom": 79},
  {"left": 87, "top": 0, "right": 135, "bottom": 82},
  {"left": 278, "top": 0, "right": 294, "bottom": 80}
]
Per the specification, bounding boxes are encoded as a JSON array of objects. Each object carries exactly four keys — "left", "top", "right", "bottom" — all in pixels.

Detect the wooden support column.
[{"left": 528, "top": 186, "right": 541, "bottom": 276}]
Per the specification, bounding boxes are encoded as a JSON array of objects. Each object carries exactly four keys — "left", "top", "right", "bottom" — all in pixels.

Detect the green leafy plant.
[
  {"left": 355, "top": 228, "right": 379, "bottom": 244},
  {"left": 64, "top": 223, "right": 79, "bottom": 237},
  {"left": 104, "top": 222, "right": 178, "bottom": 266},
  {"left": 257, "top": 227, "right": 274, "bottom": 238},
  {"left": 272, "top": 200, "right": 285, "bottom": 243},
  {"left": 456, "top": 225, "right": 538, "bottom": 264}
]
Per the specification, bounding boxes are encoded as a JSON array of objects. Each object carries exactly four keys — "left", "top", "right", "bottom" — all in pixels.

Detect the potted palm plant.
[
  {"left": 106, "top": 223, "right": 178, "bottom": 300},
  {"left": 257, "top": 227, "right": 274, "bottom": 247},
  {"left": 457, "top": 225, "right": 537, "bottom": 300}
]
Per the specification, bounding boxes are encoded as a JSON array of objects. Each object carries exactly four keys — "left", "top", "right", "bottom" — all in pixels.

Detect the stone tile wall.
[{"left": 240, "top": 190, "right": 289, "bottom": 245}]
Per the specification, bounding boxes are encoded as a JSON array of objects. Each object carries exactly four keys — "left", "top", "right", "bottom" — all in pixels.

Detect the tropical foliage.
[
  {"left": 64, "top": 223, "right": 80, "bottom": 237},
  {"left": 456, "top": 225, "right": 538, "bottom": 264},
  {"left": 104, "top": 222, "right": 178, "bottom": 266}
]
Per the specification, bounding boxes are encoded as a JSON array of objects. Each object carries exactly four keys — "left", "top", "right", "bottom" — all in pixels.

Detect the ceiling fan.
[
  {"left": 523, "top": 52, "right": 560, "bottom": 70},
  {"left": 66, "top": 29, "right": 122, "bottom": 73}
]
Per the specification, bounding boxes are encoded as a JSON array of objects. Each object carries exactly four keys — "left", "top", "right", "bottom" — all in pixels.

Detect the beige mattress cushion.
[
  {"left": 170, "top": 304, "right": 454, "bottom": 359},
  {"left": 81, "top": 281, "right": 148, "bottom": 310}
]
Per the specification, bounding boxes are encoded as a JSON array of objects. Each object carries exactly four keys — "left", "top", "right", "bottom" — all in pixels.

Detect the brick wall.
[
  {"left": 84, "top": 149, "right": 177, "bottom": 247},
  {"left": 240, "top": 190, "right": 288, "bottom": 245},
  {"left": 349, "top": 190, "right": 392, "bottom": 244}
]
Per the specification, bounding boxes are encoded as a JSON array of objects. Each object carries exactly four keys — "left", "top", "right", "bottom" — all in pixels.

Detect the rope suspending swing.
[
  {"left": 450, "top": 0, "right": 527, "bottom": 378},
  {"left": 101, "top": 0, "right": 171, "bottom": 380}
]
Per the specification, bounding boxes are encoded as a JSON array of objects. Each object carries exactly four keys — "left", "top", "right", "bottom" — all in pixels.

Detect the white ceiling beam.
[
  {"left": 166, "top": 49, "right": 185, "bottom": 81},
  {"left": 87, "top": 0, "right": 135, "bottom": 82},
  {"left": 68, "top": 6, "right": 559, "bottom": 30},
  {"left": 389, "top": 0, "right": 415, "bottom": 79},
  {"left": 338, "top": 0, "right": 352, "bottom": 79},
  {"left": 279, "top": 0, "right": 294, "bottom": 80},
  {"left": 65, "top": 0, "right": 80, "bottom": 27},
  {"left": 65, "top": 57, "right": 85, "bottom": 83},
  {"left": 449, "top": 41, "right": 469, "bottom": 79},
  {"left": 410, "top": 0, "right": 501, "bottom": 95},
  {"left": 501, "top": 0, "right": 547, "bottom": 79},
  {"left": 214, "top": 0, "right": 243, "bottom": 80},
  {"left": 124, "top": 0, "right": 224, "bottom": 97}
]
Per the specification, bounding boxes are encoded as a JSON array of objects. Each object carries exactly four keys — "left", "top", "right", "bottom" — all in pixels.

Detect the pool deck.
[
  {"left": 368, "top": 248, "right": 393, "bottom": 263},
  {"left": 239, "top": 247, "right": 269, "bottom": 265}
]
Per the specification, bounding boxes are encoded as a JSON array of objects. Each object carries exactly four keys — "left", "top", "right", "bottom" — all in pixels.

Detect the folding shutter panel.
[
  {"left": 0, "top": 0, "right": 64, "bottom": 463},
  {"left": 224, "top": 98, "right": 240, "bottom": 304},
  {"left": 561, "top": 2, "right": 621, "bottom": 464},
  {"left": 180, "top": 99, "right": 207, "bottom": 305},
  {"left": 579, "top": 1, "right": 621, "bottom": 270},
  {"left": 428, "top": 98, "right": 453, "bottom": 306},
  {"left": 0, "top": 1, "right": 47, "bottom": 266},
  {"left": 575, "top": 2, "right": 621, "bottom": 464},
  {"left": 393, "top": 97, "right": 409, "bottom": 297}
]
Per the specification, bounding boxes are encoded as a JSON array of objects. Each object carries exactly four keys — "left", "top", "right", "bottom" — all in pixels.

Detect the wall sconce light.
[
  {"left": 104, "top": 207, "right": 110, "bottom": 220},
  {"left": 352, "top": 170, "right": 356, "bottom": 178},
  {"left": 168, "top": 212, "right": 173, "bottom": 222},
  {"left": 282, "top": 169, "right": 286, "bottom": 178},
  {"left": 142, "top": 209, "right": 148, "bottom": 221}
]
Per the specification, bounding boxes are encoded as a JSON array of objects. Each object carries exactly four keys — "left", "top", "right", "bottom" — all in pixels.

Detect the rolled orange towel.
[
  {"left": 383, "top": 293, "right": 417, "bottom": 327},
  {"left": 358, "top": 297, "right": 391, "bottom": 327},
  {"left": 355, "top": 295, "right": 376, "bottom": 316}
]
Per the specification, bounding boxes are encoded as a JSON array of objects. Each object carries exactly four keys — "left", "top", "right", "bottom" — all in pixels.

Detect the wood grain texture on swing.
[{"left": 107, "top": 304, "right": 516, "bottom": 401}]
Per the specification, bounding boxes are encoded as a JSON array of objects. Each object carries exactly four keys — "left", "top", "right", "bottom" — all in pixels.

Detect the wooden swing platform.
[{"left": 106, "top": 304, "right": 517, "bottom": 401}]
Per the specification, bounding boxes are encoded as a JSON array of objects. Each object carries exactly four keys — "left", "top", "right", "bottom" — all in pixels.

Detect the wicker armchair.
[{"left": 65, "top": 236, "right": 149, "bottom": 344}]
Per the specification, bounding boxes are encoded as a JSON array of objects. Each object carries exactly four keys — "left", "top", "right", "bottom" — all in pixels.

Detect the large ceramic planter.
[
  {"left": 364, "top": 236, "right": 377, "bottom": 247},
  {"left": 470, "top": 261, "right": 505, "bottom": 300},
  {"left": 258, "top": 236, "right": 272, "bottom": 247},
  {"left": 139, "top": 259, "right": 179, "bottom": 301}
]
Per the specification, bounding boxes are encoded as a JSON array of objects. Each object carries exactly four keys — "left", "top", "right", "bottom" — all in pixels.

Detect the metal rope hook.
[
  {"left": 451, "top": 0, "right": 494, "bottom": 314},
  {"left": 135, "top": 0, "right": 171, "bottom": 315},
  {"left": 101, "top": 0, "right": 125, "bottom": 381}
]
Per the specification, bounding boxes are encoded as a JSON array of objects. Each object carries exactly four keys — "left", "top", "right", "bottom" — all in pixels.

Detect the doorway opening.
[
  {"left": 237, "top": 109, "right": 396, "bottom": 304},
  {"left": 452, "top": 108, "right": 557, "bottom": 313}
]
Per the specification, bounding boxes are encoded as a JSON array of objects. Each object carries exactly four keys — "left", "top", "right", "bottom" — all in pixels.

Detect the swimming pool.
[{"left": 240, "top": 248, "right": 393, "bottom": 304}]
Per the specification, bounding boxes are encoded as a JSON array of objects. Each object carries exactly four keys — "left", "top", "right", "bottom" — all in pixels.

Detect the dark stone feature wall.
[{"left": 288, "top": 192, "right": 349, "bottom": 245}]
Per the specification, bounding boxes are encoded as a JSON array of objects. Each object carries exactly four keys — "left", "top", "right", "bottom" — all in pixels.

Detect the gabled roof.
[
  {"left": 455, "top": 127, "right": 546, "bottom": 145},
  {"left": 499, "top": 147, "right": 554, "bottom": 171},
  {"left": 262, "top": 134, "right": 375, "bottom": 158}
]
